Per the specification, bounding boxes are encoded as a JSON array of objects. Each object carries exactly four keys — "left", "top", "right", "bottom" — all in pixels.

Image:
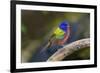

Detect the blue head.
[{"left": 59, "top": 21, "right": 69, "bottom": 32}]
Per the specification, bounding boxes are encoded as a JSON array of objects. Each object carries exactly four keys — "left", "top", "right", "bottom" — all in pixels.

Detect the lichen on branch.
[{"left": 47, "top": 38, "right": 90, "bottom": 61}]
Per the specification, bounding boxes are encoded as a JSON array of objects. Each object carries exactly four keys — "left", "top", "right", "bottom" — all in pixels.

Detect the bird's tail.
[{"left": 42, "top": 34, "right": 56, "bottom": 51}]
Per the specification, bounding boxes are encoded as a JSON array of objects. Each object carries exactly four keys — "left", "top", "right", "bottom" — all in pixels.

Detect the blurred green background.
[{"left": 21, "top": 10, "right": 90, "bottom": 62}]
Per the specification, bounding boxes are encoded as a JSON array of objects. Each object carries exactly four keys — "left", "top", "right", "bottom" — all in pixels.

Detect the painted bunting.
[
  {"left": 45, "top": 21, "right": 71, "bottom": 49},
  {"left": 30, "top": 21, "right": 71, "bottom": 62}
]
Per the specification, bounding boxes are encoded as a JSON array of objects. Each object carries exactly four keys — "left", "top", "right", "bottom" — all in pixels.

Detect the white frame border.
[{"left": 16, "top": 4, "right": 95, "bottom": 69}]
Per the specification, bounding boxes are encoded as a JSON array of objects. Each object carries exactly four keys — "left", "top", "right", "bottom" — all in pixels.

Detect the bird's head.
[{"left": 59, "top": 21, "right": 69, "bottom": 32}]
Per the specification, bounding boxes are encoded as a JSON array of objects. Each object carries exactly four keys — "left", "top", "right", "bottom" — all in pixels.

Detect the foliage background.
[{"left": 21, "top": 10, "right": 90, "bottom": 62}]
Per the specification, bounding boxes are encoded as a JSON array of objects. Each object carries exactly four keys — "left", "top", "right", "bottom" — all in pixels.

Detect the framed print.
[{"left": 10, "top": 0, "right": 97, "bottom": 73}]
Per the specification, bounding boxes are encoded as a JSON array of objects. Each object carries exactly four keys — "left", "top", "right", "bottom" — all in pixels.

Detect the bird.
[
  {"left": 43, "top": 21, "right": 71, "bottom": 52},
  {"left": 30, "top": 21, "right": 71, "bottom": 62}
]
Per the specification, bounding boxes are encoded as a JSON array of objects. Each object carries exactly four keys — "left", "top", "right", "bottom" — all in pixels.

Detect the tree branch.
[{"left": 47, "top": 38, "right": 90, "bottom": 61}]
